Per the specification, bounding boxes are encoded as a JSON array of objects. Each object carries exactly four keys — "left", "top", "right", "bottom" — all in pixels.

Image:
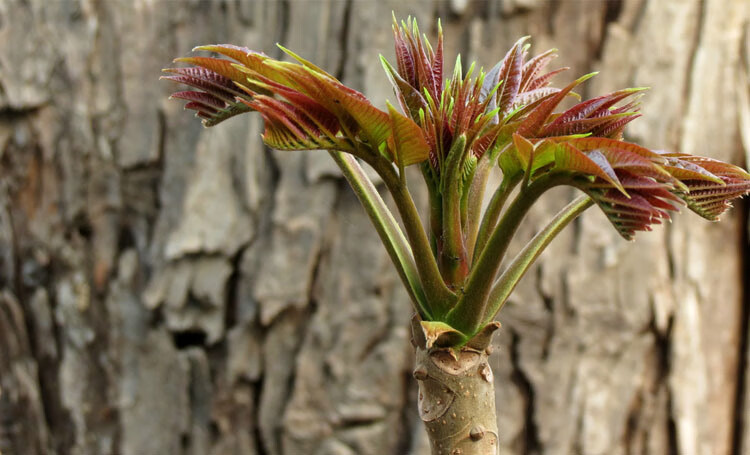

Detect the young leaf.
[
  {"left": 519, "top": 48, "right": 558, "bottom": 92},
  {"left": 380, "top": 55, "right": 427, "bottom": 119},
  {"left": 516, "top": 72, "right": 597, "bottom": 136},
  {"left": 386, "top": 101, "right": 431, "bottom": 166},
  {"left": 173, "top": 56, "right": 254, "bottom": 87},
  {"left": 554, "top": 143, "right": 625, "bottom": 194},
  {"left": 496, "top": 37, "right": 528, "bottom": 114}
]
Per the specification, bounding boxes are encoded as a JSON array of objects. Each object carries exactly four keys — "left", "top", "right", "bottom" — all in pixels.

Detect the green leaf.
[
  {"left": 276, "top": 43, "right": 336, "bottom": 78},
  {"left": 465, "top": 321, "right": 502, "bottom": 351},
  {"left": 528, "top": 139, "right": 558, "bottom": 173},
  {"left": 511, "top": 133, "right": 534, "bottom": 169},
  {"left": 498, "top": 143, "right": 524, "bottom": 178},
  {"left": 440, "top": 134, "right": 468, "bottom": 194}
]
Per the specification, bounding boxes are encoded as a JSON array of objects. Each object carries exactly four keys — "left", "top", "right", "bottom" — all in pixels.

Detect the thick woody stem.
[{"left": 412, "top": 319, "right": 501, "bottom": 455}]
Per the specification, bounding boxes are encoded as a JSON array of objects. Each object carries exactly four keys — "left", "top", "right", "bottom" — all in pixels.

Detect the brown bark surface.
[{"left": 0, "top": 1, "right": 748, "bottom": 454}]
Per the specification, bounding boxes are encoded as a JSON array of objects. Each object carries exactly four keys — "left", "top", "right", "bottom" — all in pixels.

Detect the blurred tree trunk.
[{"left": 0, "top": 1, "right": 748, "bottom": 454}]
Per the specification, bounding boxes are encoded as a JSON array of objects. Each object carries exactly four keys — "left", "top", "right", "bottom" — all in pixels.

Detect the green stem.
[
  {"left": 472, "top": 173, "right": 521, "bottom": 261},
  {"left": 329, "top": 151, "right": 431, "bottom": 318},
  {"left": 481, "top": 194, "right": 593, "bottom": 326},
  {"left": 369, "top": 156, "right": 458, "bottom": 318},
  {"left": 420, "top": 162, "right": 442, "bottom": 258},
  {"left": 464, "top": 154, "right": 492, "bottom": 264},
  {"left": 446, "top": 173, "right": 565, "bottom": 335},
  {"left": 440, "top": 136, "right": 469, "bottom": 288}
]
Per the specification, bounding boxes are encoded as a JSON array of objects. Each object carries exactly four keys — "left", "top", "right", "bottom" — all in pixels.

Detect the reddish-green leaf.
[
  {"left": 542, "top": 88, "right": 646, "bottom": 133},
  {"left": 679, "top": 156, "right": 750, "bottom": 179},
  {"left": 263, "top": 61, "right": 391, "bottom": 146},
  {"left": 663, "top": 157, "right": 724, "bottom": 184},
  {"left": 588, "top": 189, "right": 669, "bottom": 239},
  {"left": 517, "top": 72, "right": 597, "bottom": 136},
  {"left": 555, "top": 142, "right": 625, "bottom": 194},
  {"left": 511, "top": 133, "right": 534, "bottom": 169},
  {"left": 161, "top": 67, "right": 245, "bottom": 101},
  {"left": 381, "top": 55, "right": 427, "bottom": 119},
  {"left": 680, "top": 178, "right": 750, "bottom": 220},
  {"left": 542, "top": 112, "right": 635, "bottom": 137},
  {"left": 519, "top": 48, "right": 557, "bottom": 92},
  {"left": 512, "top": 87, "right": 560, "bottom": 110},
  {"left": 248, "top": 95, "right": 350, "bottom": 151},
  {"left": 569, "top": 137, "right": 665, "bottom": 161},
  {"left": 173, "top": 56, "right": 252, "bottom": 86},
  {"left": 170, "top": 90, "right": 225, "bottom": 110},
  {"left": 526, "top": 67, "right": 569, "bottom": 91},
  {"left": 193, "top": 44, "right": 262, "bottom": 67},
  {"left": 387, "top": 101, "right": 431, "bottom": 166},
  {"left": 496, "top": 37, "right": 528, "bottom": 114}
]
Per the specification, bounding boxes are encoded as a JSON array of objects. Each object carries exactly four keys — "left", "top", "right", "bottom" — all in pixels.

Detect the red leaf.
[
  {"left": 517, "top": 72, "right": 597, "bottom": 137},
  {"left": 496, "top": 37, "right": 528, "bottom": 114},
  {"left": 431, "top": 22, "right": 444, "bottom": 98},
  {"left": 170, "top": 91, "right": 226, "bottom": 110},
  {"left": 540, "top": 88, "right": 646, "bottom": 136},
  {"left": 520, "top": 48, "right": 557, "bottom": 92},
  {"left": 173, "top": 56, "right": 252, "bottom": 85},
  {"left": 526, "top": 67, "right": 568, "bottom": 91}
]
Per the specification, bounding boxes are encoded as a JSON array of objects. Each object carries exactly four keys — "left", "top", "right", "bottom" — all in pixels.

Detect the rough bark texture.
[{"left": 0, "top": 1, "right": 748, "bottom": 455}]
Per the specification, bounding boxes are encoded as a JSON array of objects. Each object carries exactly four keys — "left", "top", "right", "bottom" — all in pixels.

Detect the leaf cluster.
[{"left": 163, "top": 17, "right": 750, "bottom": 344}]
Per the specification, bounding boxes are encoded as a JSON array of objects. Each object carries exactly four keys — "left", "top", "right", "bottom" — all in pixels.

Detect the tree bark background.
[{"left": 0, "top": 0, "right": 748, "bottom": 454}]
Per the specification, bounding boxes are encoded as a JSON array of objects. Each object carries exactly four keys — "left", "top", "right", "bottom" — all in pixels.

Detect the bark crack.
[
  {"left": 731, "top": 199, "right": 749, "bottom": 455},
  {"left": 545, "top": 0, "right": 562, "bottom": 36},
  {"left": 594, "top": 0, "right": 624, "bottom": 59},
  {"left": 397, "top": 353, "right": 420, "bottom": 455},
  {"left": 732, "top": 23, "right": 750, "bottom": 455},
  {"left": 275, "top": 0, "right": 291, "bottom": 56},
  {"left": 223, "top": 246, "right": 245, "bottom": 331},
  {"left": 334, "top": 0, "right": 353, "bottom": 81},
  {"left": 509, "top": 329, "right": 542, "bottom": 455},
  {"left": 622, "top": 386, "right": 645, "bottom": 454},
  {"left": 649, "top": 306, "right": 678, "bottom": 455},
  {"left": 629, "top": 0, "right": 650, "bottom": 34},
  {"left": 675, "top": 0, "right": 708, "bottom": 150},
  {"left": 534, "top": 265, "right": 555, "bottom": 361}
]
